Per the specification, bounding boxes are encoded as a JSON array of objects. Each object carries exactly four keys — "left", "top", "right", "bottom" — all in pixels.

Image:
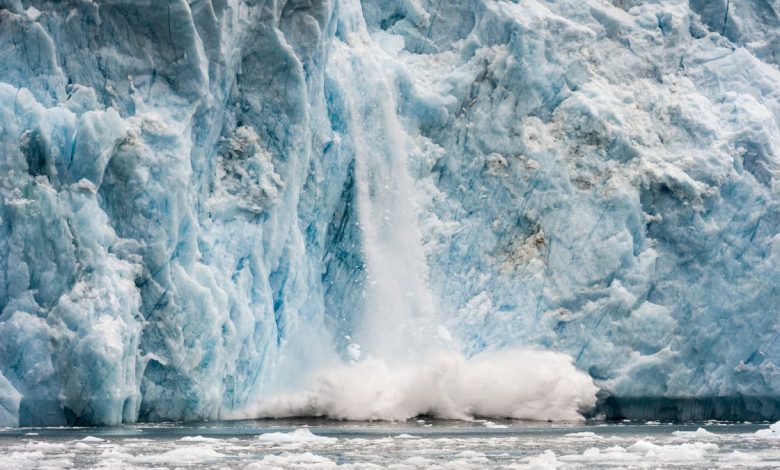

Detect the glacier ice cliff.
[{"left": 0, "top": 0, "right": 779, "bottom": 426}]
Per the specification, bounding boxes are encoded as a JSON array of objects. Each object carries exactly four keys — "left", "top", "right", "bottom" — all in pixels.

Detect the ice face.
[
  {"left": 367, "top": 0, "right": 780, "bottom": 415},
  {"left": 0, "top": 0, "right": 343, "bottom": 426},
  {"left": 0, "top": 0, "right": 778, "bottom": 426}
]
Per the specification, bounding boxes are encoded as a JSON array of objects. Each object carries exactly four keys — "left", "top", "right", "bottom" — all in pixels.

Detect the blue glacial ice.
[{"left": 0, "top": 0, "right": 778, "bottom": 426}]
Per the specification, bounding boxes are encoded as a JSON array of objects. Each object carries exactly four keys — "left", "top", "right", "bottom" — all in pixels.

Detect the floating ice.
[
  {"left": 673, "top": 427, "right": 719, "bottom": 439},
  {"left": 256, "top": 428, "right": 337, "bottom": 445},
  {"left": 627, "top": 440, "right": 720, "bottom": 461},
  {"left": 755, "top": 420, "right": 780, "bottom": 437},
  {"left": 719, "top": 450, "right": 756, "bottom": 463},
  {"left": 564, "top": 432, "right": 604, "bottom": 439},
  {"left": 179, "top": 436, "right": 223, "bottom": 443},
  {"left": 524, "top": 450, "right": 560, "bottom": 470},
  {"left": 246, "top": 452, "right": 338, "bottom": 469},
  {"left": 3, "top": 424, "right": 780, "bottom": 469},
  {"left": 137, "top": 447, "right": 226, "bottom": 464},
  {"left": 483, "top": 421, "right": 508, "bottom": 429}
]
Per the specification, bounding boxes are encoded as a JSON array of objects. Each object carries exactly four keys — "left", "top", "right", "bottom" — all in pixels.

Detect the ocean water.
[{"left": 1, "top": 420, "right": 778, "bottom": 469}]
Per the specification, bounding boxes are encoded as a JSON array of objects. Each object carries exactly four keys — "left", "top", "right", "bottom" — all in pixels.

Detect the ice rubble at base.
[{"left": 0, "top": 0, "right": 779, "bottom": 426}]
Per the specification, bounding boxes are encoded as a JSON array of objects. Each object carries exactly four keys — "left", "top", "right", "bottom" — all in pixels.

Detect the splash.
[{"left": 236, "top": 348, "right": 597, "bottom": 422}]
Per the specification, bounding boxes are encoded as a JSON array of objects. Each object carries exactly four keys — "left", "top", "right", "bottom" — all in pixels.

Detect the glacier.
[{"left": 0, "top": 0, "right": 779, "bottom": 426}]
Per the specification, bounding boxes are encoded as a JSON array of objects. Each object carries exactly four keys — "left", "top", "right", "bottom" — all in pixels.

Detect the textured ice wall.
[
  {"left": 363, "top": 0, "right": 780, "bottom": 417},
  {"left": 0, "top": 0, "right": 778, "bottom": 426},
  {"left": 0, "top": 0, "right": 348, "bottom": 425}
]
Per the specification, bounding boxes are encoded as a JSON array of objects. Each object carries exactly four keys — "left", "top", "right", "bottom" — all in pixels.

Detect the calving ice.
[{"left": 0, "top": 0, "right": 778, "bottom": 427}]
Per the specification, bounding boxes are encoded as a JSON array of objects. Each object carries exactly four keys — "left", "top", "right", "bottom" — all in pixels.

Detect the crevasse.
[{"left": 0, "top": 0, "right": 778, "bottom": 426}]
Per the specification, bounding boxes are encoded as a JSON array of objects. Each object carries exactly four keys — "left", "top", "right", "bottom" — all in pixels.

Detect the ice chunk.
[
  {"left": 484, "top": 421, "right": 508, "bottom": 428},
  {"left": 246, "top": 452, "right": 338, "bottom": 469},
  {"left": 137, "top": 446, "right": 225, "bottom": 464},
  {"left": 179, "top": 436, "right": 223, "bottom": 443},
  {"left": 524, "top": 450, "right": 560, "bottom": 470},
  {"left": 672, "top": 427, "right": 719, "bottom": 439},
  {"left": 565, "top": 432, "right": 604, "bottom": 439},
  {"left": 627, "top": 440, "right": 719, "bottom": 461},
  {"left": 256, "top": 428, "right": 336, "bottom": 445},
  {"left": 720, "top": 450, "right": 757, "bottom": 463},
  {"left": 755, "top": 420, "right": 780, "bottom": 437}
]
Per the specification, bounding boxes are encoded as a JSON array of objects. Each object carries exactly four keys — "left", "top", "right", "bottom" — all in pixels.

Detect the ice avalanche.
[{"left": 0, "top": 0, "right": 778, "bottom": 426}]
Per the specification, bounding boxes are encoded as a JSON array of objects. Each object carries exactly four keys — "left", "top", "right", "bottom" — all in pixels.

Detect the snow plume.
[{"left": 236, "top": 348, "right": 597, "bottom": 422}]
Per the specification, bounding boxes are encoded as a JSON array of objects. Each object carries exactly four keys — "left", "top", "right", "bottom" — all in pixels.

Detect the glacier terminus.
[{"left": 0, "top": 0, "right": 779, "bottom": 427}]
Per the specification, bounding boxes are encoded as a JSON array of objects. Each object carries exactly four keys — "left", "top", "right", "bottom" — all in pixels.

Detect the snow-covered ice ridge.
[{"left": 0, "top": 0, "right": 778, "bottom": 426}]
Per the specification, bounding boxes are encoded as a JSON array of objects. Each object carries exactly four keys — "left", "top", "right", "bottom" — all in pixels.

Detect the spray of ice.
[{"left": 237, "top": 348, "right": 597, "bottom": 422}]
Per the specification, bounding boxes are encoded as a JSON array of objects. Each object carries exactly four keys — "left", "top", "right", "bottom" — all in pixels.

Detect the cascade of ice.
[
  {"left": 233, "top": 2, "right": 598, "bottom": 422},
  {"left": 330, "top": 1, "right": 444, "bottom": 361}
]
